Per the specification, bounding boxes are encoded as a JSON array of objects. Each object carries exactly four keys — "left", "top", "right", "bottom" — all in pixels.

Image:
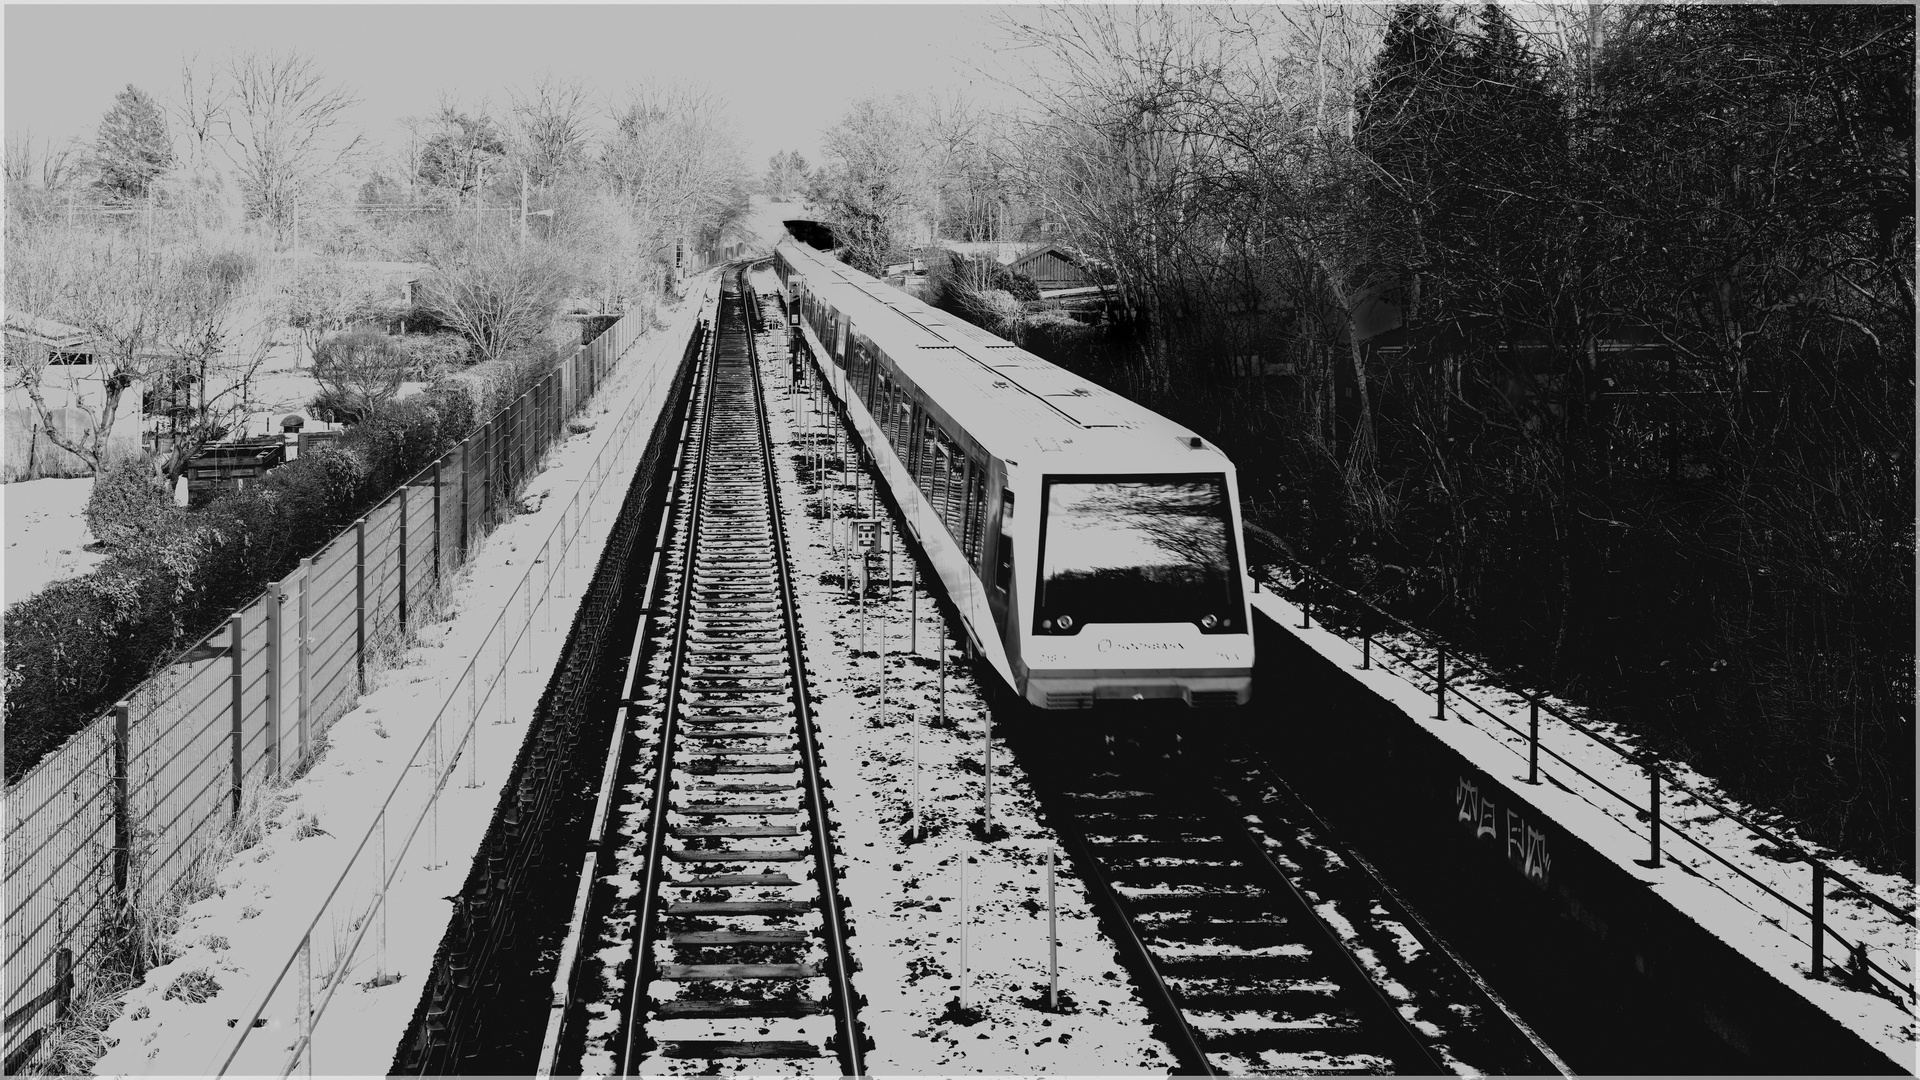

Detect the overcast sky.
[{"left": 5, "top": 4, "right": 1030, "bottom": 174}]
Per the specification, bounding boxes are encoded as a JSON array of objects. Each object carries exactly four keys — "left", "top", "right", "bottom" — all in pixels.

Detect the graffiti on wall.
[{"left": 1455, "top": 776, "right": 1551, "bottom": 889}]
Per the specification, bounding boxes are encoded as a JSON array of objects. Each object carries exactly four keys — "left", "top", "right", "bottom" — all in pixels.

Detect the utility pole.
[{"left": 520, "top": 166, "right": 529, "bottom": 244}]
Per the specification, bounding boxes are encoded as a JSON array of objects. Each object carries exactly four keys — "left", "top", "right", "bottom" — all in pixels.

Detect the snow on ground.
[
  {"left": 745, "top": 269, "right": 1176, "bottom": 1072},
  {"left": 90, "top": 280, "right": 716, "bottom": 1078},
  {"left": 1249, "top": 576, "right": 1917, "bottom": 1071},
  {"left": 2, "top": 476, "right": 106, "bottom": 607}
]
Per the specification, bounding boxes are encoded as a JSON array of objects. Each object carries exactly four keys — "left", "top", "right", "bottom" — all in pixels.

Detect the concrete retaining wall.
[{"left": 1248, "top": 601, "right": 1905, "bottom": 1075}]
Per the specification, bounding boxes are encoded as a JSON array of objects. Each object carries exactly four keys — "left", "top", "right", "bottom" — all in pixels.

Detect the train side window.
[
  {"left": 919, "top": 426, "right": 941, "bottom": 504},
  {"left": 894, "top": 399, "right": 913, "bottom": 463},
  {"left": 965, "top": 462, "right": 987, "bottom": 565},
  {"left": 909, "top": 409, "right": 927, "bottom": 490},
  {"left": 943, "top": 446, "right": 967, "bottom": 542},
  {"left": 994, "top": 529, "right": 1013, "bottom": 597}
]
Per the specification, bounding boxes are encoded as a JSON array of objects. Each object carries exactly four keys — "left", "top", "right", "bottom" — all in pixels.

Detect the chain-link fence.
[{"left": 2, "top": 289, "right": 673, "bottom": 1071}]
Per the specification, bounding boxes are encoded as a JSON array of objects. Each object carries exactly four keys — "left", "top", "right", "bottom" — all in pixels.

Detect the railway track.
[
  {"left": 1023, "top": 726, "right": 1569, "bottom": 1076},
  {"left": 548, "top": 268, "right": 865, "bottom": 1075}
]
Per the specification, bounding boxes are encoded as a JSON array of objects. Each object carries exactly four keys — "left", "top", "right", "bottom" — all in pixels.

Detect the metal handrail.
[
  {"left": 1256, "top": 554, "right": 1916, "bottom": 1007},
  {"left": 213, "top": 282, "right": 714, "bottom": 1076}
]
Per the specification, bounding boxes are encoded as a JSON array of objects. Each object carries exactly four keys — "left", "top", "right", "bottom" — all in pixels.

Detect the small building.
[
  {"left": 183, "top": 437, "right": 286, "bottom": 498},
  {"left": 934, "top": 240, "right": 1108, "bottom": 298},
  {"left": 2, "top": 314, "right": 146, "bottom": 480},
  {"left": 1008, "top": 244, "right": 1099, "bottom": 294}
]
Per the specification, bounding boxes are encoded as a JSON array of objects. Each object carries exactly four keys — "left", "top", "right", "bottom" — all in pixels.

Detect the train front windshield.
[{"left": 1035, "top": 475, "right": 1243, "bottom": 634}]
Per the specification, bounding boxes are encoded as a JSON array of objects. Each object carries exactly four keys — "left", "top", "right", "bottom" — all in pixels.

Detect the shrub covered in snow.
[
  {"left": 4, "top": 382, "right": 480, "bottom": 782},
  {"left": 84, "top": 458, "right": 177, "bottom": 550}
]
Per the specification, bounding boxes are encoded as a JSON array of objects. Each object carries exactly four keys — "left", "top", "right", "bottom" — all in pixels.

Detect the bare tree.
[
  {"left": 311, "top": 329, "right": 411, "bottom": 424},
  {"left": 414, "top": 219, "right": 572, "bottom": 363},
  {"left": 277, "top": 257, "right": 391, "bottom": 367},
  {"left": 151, "top": 248, "right": 276, "bottom": 480},
  {"left": 763, "top": 150, "right": 809, "bottom": 202},
  {"left": 6, "top": 238, "right": 170, "bottom": 475},
  {"left": 405, "top": 96, "right": 511, "bottom": 204},
  {"left": 220, "top": 50, "right": 364, "bottom": 236},
  {"left": 4, "top": 129, "right": 86, "bottom": 192},
  {"left": 811, "top": 94, "right": 934, "bottom": 274},
  {"left": 171, "top": 53, "right": 231, "bottom": 170},
  {"left": 509, "top": 74, "right": 595, "bottom": 187},
  {"left": 602, "top": 83, "right": 743, "bottom": 268}
]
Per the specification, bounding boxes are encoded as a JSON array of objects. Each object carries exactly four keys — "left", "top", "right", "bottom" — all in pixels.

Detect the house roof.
[
  {"left": 4, "top": 314, "right": 90, "bottom": 350},
  {"left": 1008, "top": 244, "right": 1097, "bottom": 276},
  {"left": 935, "top": 240, "right": 1043, "bottom": 265}
]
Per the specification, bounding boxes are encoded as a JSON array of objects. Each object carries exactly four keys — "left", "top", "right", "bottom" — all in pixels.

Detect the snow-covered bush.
[{"left": 84, "top": 458, "right": 177, "bottom": 550}]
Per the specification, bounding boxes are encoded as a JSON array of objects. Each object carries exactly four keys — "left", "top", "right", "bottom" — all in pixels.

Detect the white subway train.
[{"left": 770, "top": 236, "right": 1253, "bottom": 709}]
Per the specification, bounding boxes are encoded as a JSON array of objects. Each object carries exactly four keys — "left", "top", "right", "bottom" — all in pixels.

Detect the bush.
[
  {"left": 345, "top": 383, "right": 478, "bottom": 494},
  {"left": 2, "top": 517, "right": 219, "bottom": 782},
  {"left": 5, "top": 349, "right": 485, "bottom": 782},
  {"left": 312, "top": 329, "right": 412, "bottom": 424},
  {"left": 400, "top": 333, "right": 472, "bottom": 378},
  {"left": 1021, "top": 308, "right": 1094, "bottom": 355},
  {"left": 5, "top": 577, "right": 134, "bottom": 778},
  {"left": 85, "top": 458, "right": 177, "bottom": 550}
]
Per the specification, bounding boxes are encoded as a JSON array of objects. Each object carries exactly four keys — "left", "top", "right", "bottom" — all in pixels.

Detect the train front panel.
[{"left": 1010, "top": 466, "right": 1254, "bottom": 708}]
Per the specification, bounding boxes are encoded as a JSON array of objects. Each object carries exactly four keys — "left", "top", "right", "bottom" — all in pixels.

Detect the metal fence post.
[
  {"left": 399, "top": 485, "right": 410, "bottom": 639},
  {"left": 53, "top": 947, "right": 72, "bottom": 1022},
  {"left": 1640, "top": 760, "right": 1663, "bottom": 868},
  {"left": 267, "top": 586, "right": 283, "bottom": 778},
  {"left": 229, "top": 614, "right": 244, "bottom": 818},
  {"left": 1047, "top": 850, "right": 1058, "bottom": 1011},
  {"left": 355, "top": 518, "right": 368, "bottom": 695},
  {"left": 1811, "top": 860, "right": 1826, "bottom": 979},
  {"left": 489, "top": 417, "right": 501, "bottom": 529},
  {"left": 1435, "top": 647, "right": 1447, "bottom": 720},
  {"left": 298, "top": 560, "right": 311, "bottom": 764},
  {"left": 298, "top": 932, "right": 312, "bottom": 1075},
  {"left": 113, "top": 701, "right": 130, "bottom": 899},
  {"left": 432, "top": 458, "right": 443, "bottom": 586},
  {"left": 1527, "top": 700, "right": 1540, "bottom": 785},
  {"left": 459, "top": 438, "right": 472, "bottom": 564}
]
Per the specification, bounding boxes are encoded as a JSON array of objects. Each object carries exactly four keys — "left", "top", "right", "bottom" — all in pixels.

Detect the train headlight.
[
  {"left": 1056, "top": 615, "right": 1074, "bottom": 631},
  {"left": 1200, "top": 614, "right": 1219, "bottom": 630}
]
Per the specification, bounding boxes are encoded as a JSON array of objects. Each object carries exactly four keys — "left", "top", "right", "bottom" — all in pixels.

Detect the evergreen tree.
[{"left": 92, "top": 84, "right": 173, "bottom": 201}]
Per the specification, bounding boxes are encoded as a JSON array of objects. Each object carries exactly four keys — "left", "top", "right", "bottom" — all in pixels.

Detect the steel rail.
[
  {"left": 616, "top": 296, "right": 720, "bottom": 1075},
  {"left": 1218, "top": 773, "right": 1453, "bottom": 1076},
  {"left": 1047, "top": 804, "right": 1215, "bottom": 1076},
  {"left": 1239, "top": 754, "right": 1577, "bottom": 1078},
  {"left": 742, "top": 270, "right": 868, "bottom": 1076},
  {"left": 535, "top": 329, "right": 706, "bottom": 1077}
]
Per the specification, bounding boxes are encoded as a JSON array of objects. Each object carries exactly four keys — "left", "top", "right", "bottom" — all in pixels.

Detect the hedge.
[{"left": 4, "top": 382, "right": 478, "bottom": 783}]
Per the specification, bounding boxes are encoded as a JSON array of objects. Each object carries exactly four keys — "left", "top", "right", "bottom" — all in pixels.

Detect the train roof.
[{"left": 777, "top": 237, "right": 1232, "bottom": 476}]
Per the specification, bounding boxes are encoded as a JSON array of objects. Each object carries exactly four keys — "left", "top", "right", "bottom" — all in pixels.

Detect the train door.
[{"left": 984, "top": 462, "right": 1015, "bottom": 640}]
